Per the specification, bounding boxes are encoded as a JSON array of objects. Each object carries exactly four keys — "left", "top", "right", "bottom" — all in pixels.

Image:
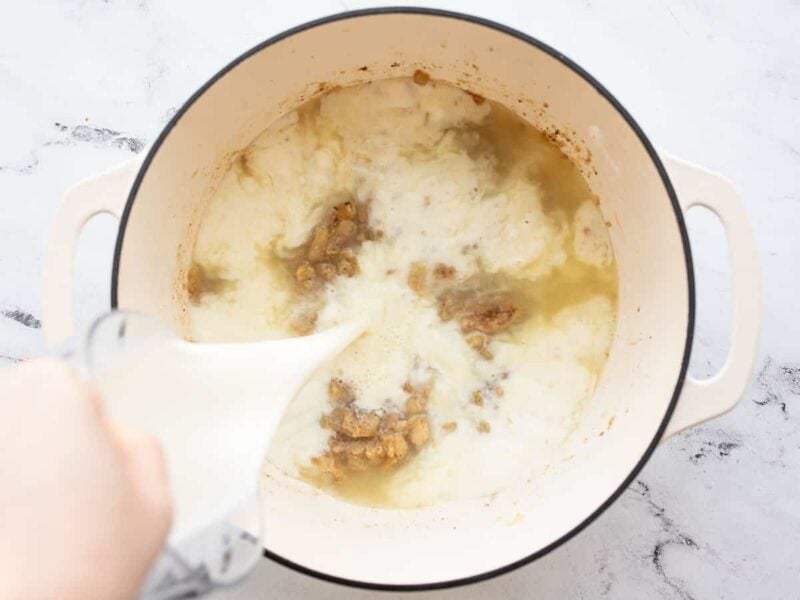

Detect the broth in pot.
[{"left": 184, "top": 74, "right": 617, "bottom": 508}]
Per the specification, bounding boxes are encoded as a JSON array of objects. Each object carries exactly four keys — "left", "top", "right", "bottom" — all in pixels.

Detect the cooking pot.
[{"left": 41, "top": 8, "right": 761, "bottom": 590}]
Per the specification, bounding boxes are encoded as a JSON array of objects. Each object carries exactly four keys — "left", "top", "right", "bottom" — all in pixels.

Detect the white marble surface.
[{"left": 1, "top": 1, "right": 798, "bottom": 598}]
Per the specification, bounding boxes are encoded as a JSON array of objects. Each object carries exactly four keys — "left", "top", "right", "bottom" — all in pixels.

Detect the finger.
[
  {"left": 111, "top": 424, "right": 173, "bottom": 535},
  {"left": 2, "top": 357, "right": 104, "bottom": 421}
]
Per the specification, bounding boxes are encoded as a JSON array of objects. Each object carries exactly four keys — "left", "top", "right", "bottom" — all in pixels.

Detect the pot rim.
[{"left": 111, "top": 6, "right": 695, "bottom": 592}]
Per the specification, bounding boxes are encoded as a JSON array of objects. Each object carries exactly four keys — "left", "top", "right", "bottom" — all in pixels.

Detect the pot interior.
[{"left": 115, "top": 11, "right": 690, "bottom": 586}]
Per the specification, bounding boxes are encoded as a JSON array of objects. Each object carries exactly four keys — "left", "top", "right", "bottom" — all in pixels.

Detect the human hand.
[{"left": 0, "top": 358, "right": 172, "bottom": 600}]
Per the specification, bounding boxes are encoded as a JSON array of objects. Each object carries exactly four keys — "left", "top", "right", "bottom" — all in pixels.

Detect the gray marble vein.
[
  {"left": 50, "top": 123, "right": 147, "bottom": 153},
  {"left": 1, "top": 0, "right": 798, "bottom": 598},
  {"left": 1, "top": 308, "right": 42, "bottom": 329}
]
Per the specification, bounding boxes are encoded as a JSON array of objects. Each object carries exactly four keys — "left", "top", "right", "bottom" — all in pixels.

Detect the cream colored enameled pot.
[{"left": 41, "top": 8, "right": 761, "bottom": 590}]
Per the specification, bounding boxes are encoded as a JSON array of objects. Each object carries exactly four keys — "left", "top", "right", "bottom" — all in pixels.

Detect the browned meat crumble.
[
  {"left": 283, "top": 198, "right": 381, "bottom": 335},
  {"left": 404, "top": 261, "right": 519, "bottom": 360},
  {"left": 185, "top": 262, "right": 236, "bottom": 303},
  {"left": 312, "top": 377, "right": 433, "bottom": 481},
  {"left": 412, "top": 69, "right": 430, "bottom": 86},
  {"left": 291, "top": 199, "right": 373, "bottom": 291}
]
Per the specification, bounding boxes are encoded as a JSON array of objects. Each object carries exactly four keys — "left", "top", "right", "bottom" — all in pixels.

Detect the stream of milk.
[{"left": 93, "top": 321, "right": 364, "bottom": 542}]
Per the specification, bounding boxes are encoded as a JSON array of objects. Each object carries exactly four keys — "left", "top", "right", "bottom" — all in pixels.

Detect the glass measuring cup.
[{"left": 74, "top": 311, "right": 265, "bottom": 599}]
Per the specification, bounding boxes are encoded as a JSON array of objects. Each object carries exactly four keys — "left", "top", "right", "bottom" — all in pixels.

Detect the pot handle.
[
  {"left": 41, "top": 158, "right": 141, "bottom": 347},
  {"left": 661, "top": 154, "right": 761, "bottom": 440}
]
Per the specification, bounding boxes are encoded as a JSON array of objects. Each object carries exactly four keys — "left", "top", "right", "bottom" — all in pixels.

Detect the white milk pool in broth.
[{"left": 185, "top": 76, "right": 617, "bottom": 508}]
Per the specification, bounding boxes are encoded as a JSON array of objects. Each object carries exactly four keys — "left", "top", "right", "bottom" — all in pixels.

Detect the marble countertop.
[{"left": 1, "top": 1, "right": 798, "bottom": 598}]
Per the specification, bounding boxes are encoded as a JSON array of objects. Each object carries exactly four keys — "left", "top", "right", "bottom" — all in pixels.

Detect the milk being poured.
[{"left": 93, "top": 319, "right": 364, "bottom": 541}]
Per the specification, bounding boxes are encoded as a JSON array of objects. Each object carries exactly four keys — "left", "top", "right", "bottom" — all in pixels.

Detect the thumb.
[{"left": 111, "top": 424, "right": 173, "bottom": 535}]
